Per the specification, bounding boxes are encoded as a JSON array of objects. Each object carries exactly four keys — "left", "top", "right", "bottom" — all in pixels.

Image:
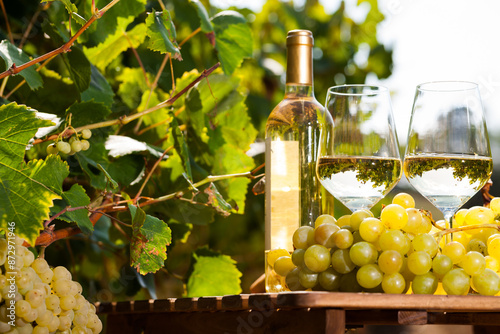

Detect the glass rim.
[
  {"left": 416, "top": 80, "right": 478, "bottom": 92},
  {"left": 327, "top": 84, "right": 388, "bottom": 97}
]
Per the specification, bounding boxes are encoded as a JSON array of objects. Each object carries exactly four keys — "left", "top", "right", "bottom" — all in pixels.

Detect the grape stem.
[{"left": 434, "top": 223, "right": 500, "bottom": 246}]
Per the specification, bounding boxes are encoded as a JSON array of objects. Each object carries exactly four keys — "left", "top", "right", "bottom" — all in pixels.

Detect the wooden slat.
[
  {"left": 398, "top": 311, "right": 428, "bottom": 325},
  {"left": 152, "top": 298, "right": 172, "bottom": 312},
  {"left": 248, "top": 293, "right": 278, "bottom": 310},
  {"left": 175, "top": 297, "right": 197, "bottom": 312},
  {"left": 197, "top": 296, "right": 220, "bottom": 311},
  {"left": 428, "top": 312, "right": 500, "bottom": 326},
  {"left": 222, "top": 294, "right": 249, "bottom": 310},
  {"left": 276, "top": 292, "right": 500, "bottom": 312},
  {"left": 325, "top": 309, "right": 345, "bottom": 334}
]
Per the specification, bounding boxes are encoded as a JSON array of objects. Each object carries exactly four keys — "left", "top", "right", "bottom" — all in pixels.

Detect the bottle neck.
[{"left": 284, "top": 84, "right": 314, "bottom": 98}]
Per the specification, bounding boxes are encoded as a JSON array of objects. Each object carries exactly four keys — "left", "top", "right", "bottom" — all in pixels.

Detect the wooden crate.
[{"left": 96, "top": 292, "right": 500, "bottom": 333}]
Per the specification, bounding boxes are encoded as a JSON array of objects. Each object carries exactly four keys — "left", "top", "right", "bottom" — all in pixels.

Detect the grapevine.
[{"left": 267, "top": 192, "right": 500, "bottom": 296}]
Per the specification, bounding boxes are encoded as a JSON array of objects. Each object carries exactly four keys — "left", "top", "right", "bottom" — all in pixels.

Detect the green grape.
[
  {"left": 407, "top": 251, "right": 432, "bottom": 276},
  {"left": 467, "top": 238, "right": 488, "bottom": 255},
  {"left": 339, "top": 270, "right": 363, "bottom": 292},
  {"left": 331, "top": 249, "right": 356, "bottom": 274},
  {"left": 336, "top": 215, "right": 351, "bottom": 228},
  {"left": 81, "top": 129, "right": 92, "bottom": 139},
  {"left": 442, "top": 241, "right": 466, "bottom": 264},
  {"left": 349, "top": 241, "right": 378, "bottom": 267},
  {"left": 25, "top": 289, "right": 44, "bottom": 308},
  {"left": 379, "top": 230, "right": 409, "bottom": 255},
  {"left": 314, "top": 223, "right": 339, "bottom": 248},
  {"left": 333, "top": 229, "right": 353, "bottom": 249},
  {"left": 45, "top": 294, "right": 60, "bottom": 310},
  {"left": 392, "top": 192, "right": 415, "bottom": 209},
  {"left": 488, "top": 236, "right": 500, "bottom": 260},
  {"left": 461, "top": 251, "right": 486, "bottom": 276},
  {"left": 475, "top": 229, "right": 497, "bottom": 244},
  {"left": 485, "top": 255, "right": 500, "bottom": 272},
  {"left": 56, "top": 141, "right": 71, "bottom": 154},
  {"left": 267, "top": 249, "right": 290, "bottom": 268},
  {"left": 16, "top": 300, "right": 32, "bottom": 317},
  {"left": 381, "top": 204, "right": 408, "bottom": 230},
  {"left": 490, "top": 197, "right": 500, "bottom": 215},
  {"left": 416, "top": 214, "right": 433, "bottom": 234},
  {"left": 304, "top": 245, "right": 331, "bottom": 272},
  {"left": 453, "top": 231, "right": 470, "bottom": 248},
  {"left": 378, "top": 250, "right": 403, "bottom": 274},
  {"left": 350, "top": 210, "right": 374, "bottom": 231},
  {"left": 356, "top": 264, "right": 383, "bottom": 289},
  {"left": 285, "top": 267, "right": 304, "bottom": 291},
  {"left": 442, "top": 268, "right": 470, "bottom": 295},
  {"left": 46, "top": 144, "right": 58, "bottom": 155},
  {"left": 453, "top": 209, "right": 468, "bottom": 227},
  {"left": 53, "top": 266, "right": 72, "bottom": 281},
  {"left": 432, "top": 254, "right": 453, "bottom": 279},
  {"left": 80, "top": 139, "right": 90, "bottom": 151},
  {"left": 381, "top": 272, "right": 406, "bottom": 294},
  {"left": 464, "top": 206, "right": 495, "bottom": 233},
  {"left": 70, "top": 140, "right": 82, "bottom": 153},
  {"left": 403, "top": 208, "right": 423, "bottom": 234},
  {"left": 359, "top": 218, "right": 385, "bottom": 243},
  {"left": 412, "top": 272, "right": 438, "bottom": 294},
  {"left": 314, "top": 214, "right": 337, "bottom": 228},
  {"left": 472, "top": 268, "right": 500, "bottom": 296},
  {"left": 318, "top": 267, "right": 342, "bottom": 291},
  {"left": 291, "top": 249, "right": 306, "bottom": 267},
  {"left": 352, "top": 231, "right": 363, "bottom": 244},
  {"left": 274, "top": 256, "right": 296, "bottom": 276},
  {"left": 298, "top": 267, "right": 318, "bottom": 289},
  {"left": 412, "top": 234, "right": 438, "bottom": 257},
  {"left": 293, "top": 226, "right": 315, "bottom": 249}
]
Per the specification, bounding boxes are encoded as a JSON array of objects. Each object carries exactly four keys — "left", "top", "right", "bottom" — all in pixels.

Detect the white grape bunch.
[
  {"left": 267, "top": 192, "right": 500, "bottom": 296},
  {"left": 0, "top": 236, "right": 102, "bottom": 333}
]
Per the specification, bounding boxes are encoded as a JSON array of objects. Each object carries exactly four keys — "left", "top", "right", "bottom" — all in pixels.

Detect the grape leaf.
[
  {"left": 211, "top": 11, "right": 253, "bottom": 75},
  {"left": 190, "top": 0, "right": 213, "bottom": 33},
  {"left": 129, "top": 204, "right": 171, "bottom": 274},
  {"left": 0, "top": 103, "right": 72, "bottom": 244},
  {"left": 84, "top": 16, "right": 147, "bottom": 70},
  {"left": 41, "top": 0, "right": 86, "bottom": 26},
  {"left": 161, "top": 199, "right": 215, "bottom": 225},
  {"left": 194, "top": 183, "right": 232, "bottom": 217},
  {"left": 50, "top": 184, "right": 92, "bottom": 234},
  {"left": 186, "top": 247, "right": 242, "bottom": 297},
  {"left": 41, "top": 20, "right": 91, "bottom": 93},
  {"left": 65, "top": 100, "right": 111, "bottom": 128},
  {"left": 0, "top": 40, "right": 43, "bottom": 90},
  {"left": 145, "top": 10, "right": 182, "bottom": 60},
  {"left": 171, "top": 116, "right": 192, "bottom": 180},
  {"left": 81, "top": 65, "right": 114, "bottom": 107},
  {"left": 117, "top": 67, "right": 151, "bottom": 109}
]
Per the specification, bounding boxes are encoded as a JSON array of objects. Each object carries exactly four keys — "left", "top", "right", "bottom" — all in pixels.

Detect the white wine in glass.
[
  {"left": 404, "top": 81, "right": 493, "bottom": 227},
  {"left": 317, "top": 85, "right": 402, "bottom": 212}
]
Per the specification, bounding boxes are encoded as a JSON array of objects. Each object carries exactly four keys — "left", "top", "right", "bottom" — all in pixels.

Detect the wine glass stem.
[{"left": 442, "top": 210, "right": 455, "bottom": 243}]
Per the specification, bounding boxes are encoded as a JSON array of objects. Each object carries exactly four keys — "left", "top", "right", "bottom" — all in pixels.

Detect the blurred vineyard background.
[{"left": 2, "top": 0, "right": 500, "bottom": 304}]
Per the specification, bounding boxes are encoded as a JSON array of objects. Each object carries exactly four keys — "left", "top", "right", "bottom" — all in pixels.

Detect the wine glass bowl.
[
  {"left": 317, "top": 85, "right": 402, "bottom": 212},
  {"left": 404, "top": 81, "right": 493, "bottom": 226}
]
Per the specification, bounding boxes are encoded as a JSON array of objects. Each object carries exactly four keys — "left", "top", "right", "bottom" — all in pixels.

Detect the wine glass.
[
  {"left": 404, "top": 81, "right": 493, "bottom": 228},
  {"left": 317, "top": 85, "right": 402, "bottom": 212}
]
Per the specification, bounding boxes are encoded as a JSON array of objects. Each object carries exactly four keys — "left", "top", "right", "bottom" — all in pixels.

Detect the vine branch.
[{"left": 0, "top": 0, "right": 121, "bottom": 80}]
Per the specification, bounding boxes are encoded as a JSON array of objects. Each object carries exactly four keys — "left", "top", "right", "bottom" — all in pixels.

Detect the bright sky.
[{"left": 212, "top": 0, "right": 500, "bottom": 147}]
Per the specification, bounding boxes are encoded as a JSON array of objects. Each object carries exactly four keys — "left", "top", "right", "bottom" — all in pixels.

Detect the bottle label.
[{"left": 265, "top": 139, "right": 300, "bottom": 251}]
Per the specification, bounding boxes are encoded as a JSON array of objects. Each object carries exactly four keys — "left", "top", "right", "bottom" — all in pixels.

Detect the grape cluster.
[
  {"left": 47, "top": 130, "right": 92, "bottom": 156},
  {"left": 0, "top": 236, "right": 102, "bottom": 333},
  {"left": 267, "top": 193, "right": 500, "bottom": 296}
]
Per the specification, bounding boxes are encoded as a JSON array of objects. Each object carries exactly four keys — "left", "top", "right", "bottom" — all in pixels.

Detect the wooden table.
[{"left": 96, "top": 292, "right": 500, "bottom": 333}]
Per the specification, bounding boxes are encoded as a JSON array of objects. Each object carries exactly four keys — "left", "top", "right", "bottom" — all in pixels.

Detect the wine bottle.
[{"left": 264, "top": 30, "right": 334, "bottom": 292}]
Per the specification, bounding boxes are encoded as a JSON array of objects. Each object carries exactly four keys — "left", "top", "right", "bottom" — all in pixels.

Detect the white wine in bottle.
[{"left": 265, "top": 30, "right": 334, "bottom": 292}]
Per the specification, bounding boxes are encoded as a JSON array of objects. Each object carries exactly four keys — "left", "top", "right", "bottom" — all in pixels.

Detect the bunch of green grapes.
[
  {"left": 47, "top": 129, "right": 92, "bottom": 156},
  {"left": 267, "top": 193, "right": 500, "bottom": 296},
  {"left": 0, "top": 236, "right": 102, "bottom": 333}
]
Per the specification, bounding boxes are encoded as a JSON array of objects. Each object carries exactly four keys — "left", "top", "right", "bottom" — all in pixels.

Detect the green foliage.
[
  {"left": 129, "top": 204, "right": 172, "bottom": 275},
  {"left": 145, "top": 10, "right": 182, "bottom": 60},
  {"left": 0, "top": 0, "right": 392, "bottom": 303},
  {"left": 186, "top": 247, "right": 242, "bottom": 297},
  {"left": 212, "top": 11, "right": 253, "bottom": 75},
  {"left": 0, "top": 41, "right": 43, "bottom": 90}
]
